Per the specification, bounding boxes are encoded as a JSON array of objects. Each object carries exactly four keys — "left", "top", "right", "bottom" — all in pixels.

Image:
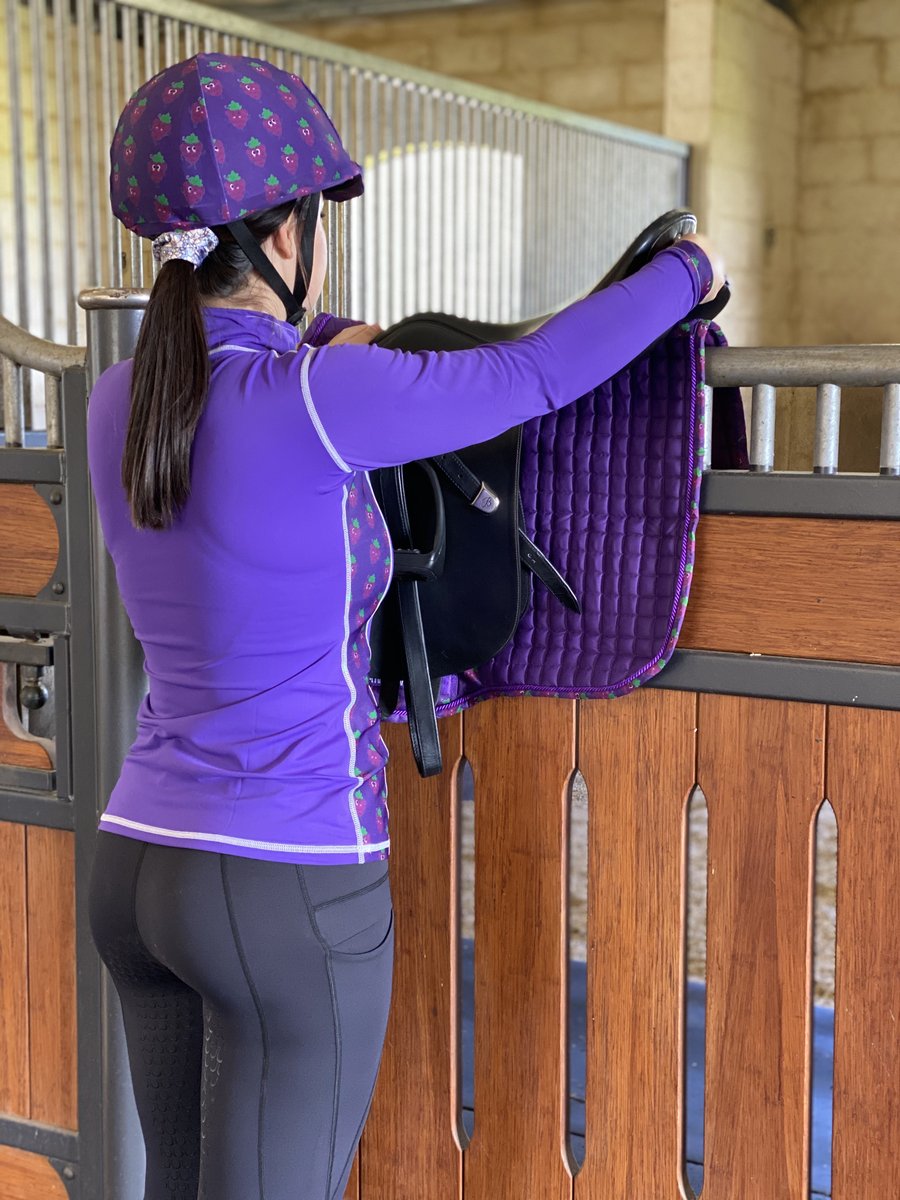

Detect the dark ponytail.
[{"left": 123, "top": 196, "right": 313, "bottom": 530}]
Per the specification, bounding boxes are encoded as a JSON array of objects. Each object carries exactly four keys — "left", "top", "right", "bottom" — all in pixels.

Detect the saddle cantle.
[{"left": 365, "top": 210, "right": 732, "bottom": 777}]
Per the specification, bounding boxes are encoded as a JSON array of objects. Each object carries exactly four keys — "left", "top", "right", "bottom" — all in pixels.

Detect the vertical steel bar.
[
  {"left": 6, "top": 0, "right": 28, "bottom": 326},
  {"left": 55, "top": 0, "right": 78, "bottom": 341},
  {"left": 31, "top": 0, "right": 54, "bottom": 337},
  {"left": 163, "top": 17, "right": 176, "bottom": 65},
  {"left": 880, "top": 382, "right": 900, "bottom": 477},
  {"left": 459, "top": 99, "right": 471, "bottom": 316},
  {"left": 434, "top": 90, "right": 447, "bottom": 311},
  {"left": 473, "top": 102, "right": 485, "bottom": 319},
  {"left": 2, "top": 357, "right": 24, "bottom": 447},
  {"left": 488, "top": 108, "right": 501, "bottom": 322},
  {"left": 365, "top": 72, "right": 378, "bottom": 322},
  {"left": 749, "top": 383, "right": 777, "bottom": 472},
  {"left": 396, "top": 80, "right": 408, "bottom": 326},
  {"left": 45, "top": 375, "right": 62, "bottom": 450},
  {"left": 76, "top": 0, "right": 100, "bottom": 299},
  {"left": 144, "top": 12, "right": 160, "bottom": 94},
  {"left": 202, "top": 25, "right": 216, "bottom": 53},
  {"left": 446, "top": 95, "right": 458, "bottom": 314},
  {"left": 100, "top": 1, "right": 122, "bottom": 287},
  {"left": 183, "top": 23, "right": 197, "bottom": 57},
  {"left": 813, "top": 382, "right": 841, "bottom": 474},
  {"left": 410, "top": 83, "right": 422, "bottom": 313},
  {"left": 422, "top": 87, "right": 433, "bottom": 312},
  {"left": 122, "top": 6, "right": 143, "bottom": 289},
  {"left": 379, "top": 77, "right": 392, "bottom": 323}
]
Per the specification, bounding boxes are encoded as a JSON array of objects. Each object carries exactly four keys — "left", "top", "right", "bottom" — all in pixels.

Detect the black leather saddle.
[{"left": 369, "top": 209, "right": 727, "bottom": 777}]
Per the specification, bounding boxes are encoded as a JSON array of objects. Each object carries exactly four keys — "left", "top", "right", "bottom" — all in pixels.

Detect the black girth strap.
[{"left": 378, "top": 462, "right": 444, "bottom": 777}]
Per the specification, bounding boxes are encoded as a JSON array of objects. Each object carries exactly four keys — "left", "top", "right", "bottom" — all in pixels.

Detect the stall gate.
[{"left": 1, "top": 282, "right": 899, "bottom": 1199}]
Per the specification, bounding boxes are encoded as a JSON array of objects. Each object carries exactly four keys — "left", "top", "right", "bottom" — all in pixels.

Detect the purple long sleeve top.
[{"left": 87, "top": 243, "right": 712, "bottom": 864}]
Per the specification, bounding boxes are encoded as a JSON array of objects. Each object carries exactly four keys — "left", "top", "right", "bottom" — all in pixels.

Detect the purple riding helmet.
[{"left": 109, "top": 53, "right": 363, "bottom": 322}]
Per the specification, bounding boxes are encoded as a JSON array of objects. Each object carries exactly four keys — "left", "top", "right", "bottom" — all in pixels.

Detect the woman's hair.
[{"left": 123, "top": 196, "right": 313, "bottom": 530}]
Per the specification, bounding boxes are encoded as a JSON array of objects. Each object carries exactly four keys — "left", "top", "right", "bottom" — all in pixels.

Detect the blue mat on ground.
[
  {"left": 0, "top": 431, "right": 48, "bottom": 448},
  {"left": 459, "top": 939, "right": 833, "bottom": 1196}
]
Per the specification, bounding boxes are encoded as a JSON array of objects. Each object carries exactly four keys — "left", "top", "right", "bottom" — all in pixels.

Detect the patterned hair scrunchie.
[{"left": 152, "top": 227, "right": 219, "bottom": 269}]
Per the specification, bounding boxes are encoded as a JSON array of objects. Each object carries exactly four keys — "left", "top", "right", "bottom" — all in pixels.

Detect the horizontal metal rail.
[
  {"left": 116, "top": 0, "right": 690, "bottom": 156},
  {"left": 706, "top": 344, "right": 900, "bottom": 476}
]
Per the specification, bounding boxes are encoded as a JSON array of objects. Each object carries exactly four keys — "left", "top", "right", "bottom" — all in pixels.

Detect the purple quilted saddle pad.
[{"left": 304, "top": 314, "right": 747, "bottom": 719}]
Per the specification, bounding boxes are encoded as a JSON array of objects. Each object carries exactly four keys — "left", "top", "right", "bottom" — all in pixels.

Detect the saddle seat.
[{"left": 368, "top": 210, "right": 730, "bottom": 776}]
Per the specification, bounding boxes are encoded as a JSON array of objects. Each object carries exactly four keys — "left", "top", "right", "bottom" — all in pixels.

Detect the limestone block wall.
[
  {"left": 797, "top": 0, "right": 900, "bottom": 347},
  {"left": 665, "top": 0, "right": 802, "bottom": 350},
  {"left": 289, "top": 0, "right": 668, "bottom": 133}
]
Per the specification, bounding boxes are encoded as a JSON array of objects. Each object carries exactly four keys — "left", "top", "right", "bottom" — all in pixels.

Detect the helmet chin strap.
[{"left": 226, "top": 192, "right": 321, "bottom": 327}]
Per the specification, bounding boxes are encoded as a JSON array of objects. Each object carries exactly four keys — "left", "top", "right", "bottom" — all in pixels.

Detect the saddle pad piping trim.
[
  {"left": 98, "top": 813, "right": 390, "bottom": 856},
  {"left": 339, "top": 482, "right": 368, "bottom": 863},
  {"left": 383, "top": 319, "right": 709, "bottom": 720},
  {"left": 301, "top": 346, "right": 352, "bottom": 473}
]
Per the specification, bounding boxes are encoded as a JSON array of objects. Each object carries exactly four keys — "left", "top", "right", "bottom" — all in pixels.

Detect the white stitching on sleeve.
[{"left": 300, "top": 346, "right": 352, "bottom": 473}]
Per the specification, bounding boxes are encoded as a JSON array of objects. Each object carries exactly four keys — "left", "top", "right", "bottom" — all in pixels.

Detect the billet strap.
[
  {"left": 432, "top": 451, "right": 500, "bottom": 513},
  {"left": 434, "top": 450, "right": 579, "bottom": 612},
  {"left": 519, "top": 532, "right": 580, "bottom": 613}
]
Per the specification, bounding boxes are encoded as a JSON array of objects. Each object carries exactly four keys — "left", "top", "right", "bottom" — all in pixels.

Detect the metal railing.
[
  {"left": 706, "top": 345, "right": 900, "bottom": 476},
  {"left": 1, "top": 0, "right": 688, "bottom": 410}
]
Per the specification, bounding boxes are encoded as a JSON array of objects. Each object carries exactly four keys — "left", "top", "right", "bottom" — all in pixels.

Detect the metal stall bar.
[
  {"left": 702, "top": 344, "right": 900, "bottom": 518},
  {"left": 880, "top": 383, "right": 900, "bottom": 477},
  {"left": 75, "top": 287, "right": 150, "bottom": 1200}
]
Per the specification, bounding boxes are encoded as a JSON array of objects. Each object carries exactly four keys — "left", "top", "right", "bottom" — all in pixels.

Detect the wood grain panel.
[
  {"left": 0, "top": 663, "right": 53, "bottom": 769},
  {"left": 463, "top": 697, "right": 575, "bottom": 1200},
  {"left": 0, "top": 485, "right": 58, "bottom": 597},
  {"left": 828, "top": 706, "right": 900, "bottom": 1198},
  {"left": 342, "top": 1152, "right": 359, "bottom": 1199},
  {"left": 680, "top": 517, "right": 900, "bottom": 665},
  {"left": 698, "top": 695, "right": 823, "bottom": 1200},
  {"left": 0, "top": 821, "right": 29, "bottom": 1117},
  {"left": 577, "top": 689, "right": 697, "bottom": 1197},
  {"left": 364, "top": 716, "right": 464, "bottom": 1200},
  {"left": 26, "top": 826, "right": 77, "bottom": 1130},
  {"left": 0, "top": 1145, "right": 69, "bottom": 1199}
]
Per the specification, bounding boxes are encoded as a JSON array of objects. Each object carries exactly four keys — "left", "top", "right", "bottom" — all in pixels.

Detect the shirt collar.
[{"left": 202, "top": 305, "right": 303, "bottom": 355}]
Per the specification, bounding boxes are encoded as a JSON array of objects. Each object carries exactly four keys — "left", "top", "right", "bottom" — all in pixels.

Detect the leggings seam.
[
  {"left": 312, "top": 868, "right": 389, "bottom": 911},
  {"left": 130, "top": 840, "right": 151, "bottom": 959},
  {"left": 221, "top": 857, "right": 269, "bottom": 1200},
  {"left": 328, "top": 1069, "right": 380, "bottom": 1200},
  {"left": 295, "top": 865, "right": 342, "bottom": 1199}
]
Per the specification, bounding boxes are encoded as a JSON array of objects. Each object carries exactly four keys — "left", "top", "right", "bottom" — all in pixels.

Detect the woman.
[{"left": 87, "top": 52, "right": 725, "bottom": 1200}]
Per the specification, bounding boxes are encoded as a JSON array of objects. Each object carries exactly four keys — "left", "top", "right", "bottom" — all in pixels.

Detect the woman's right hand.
[
  {"left": 329, "top": 322, "right": 383, "bottom": 346},
  {"left": 674, "top": 232, "right": 728, "bottom": 299}
]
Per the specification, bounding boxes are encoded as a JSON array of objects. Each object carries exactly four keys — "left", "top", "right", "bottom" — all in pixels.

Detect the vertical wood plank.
[
  {"left": 363, "top": 715, "right": 464, "bottom": 1200},
  {"left": 0, "top": 821, "right": 30, "bottom": 1118},
  {"left": 342, "top": 1152, "right": 359, "bottom": 1200},
  {"left": 699, "top": 695, "right": 822, "bottom": 1200},
  {"left": 577, "top": 688, "right": 697, "bottom": 1197},
  {"left": 26, "top": 826, "right": 78, "bottom": 1130},
  {"left": 463, "top": 697, "right": 575, "bottom": 1200},
  {"left": 828, "top": 705, "right": 900, "bottom": 1198}
]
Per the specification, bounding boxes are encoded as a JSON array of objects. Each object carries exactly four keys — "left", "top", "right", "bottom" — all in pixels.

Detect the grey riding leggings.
[{"left": 88, "top": 830, "right": 395, "bottom": 1200}]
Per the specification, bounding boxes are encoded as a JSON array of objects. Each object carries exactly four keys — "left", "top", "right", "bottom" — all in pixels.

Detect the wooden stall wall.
[{"left": 355, "top": 689, "right": 899, "bottom": 1200}]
